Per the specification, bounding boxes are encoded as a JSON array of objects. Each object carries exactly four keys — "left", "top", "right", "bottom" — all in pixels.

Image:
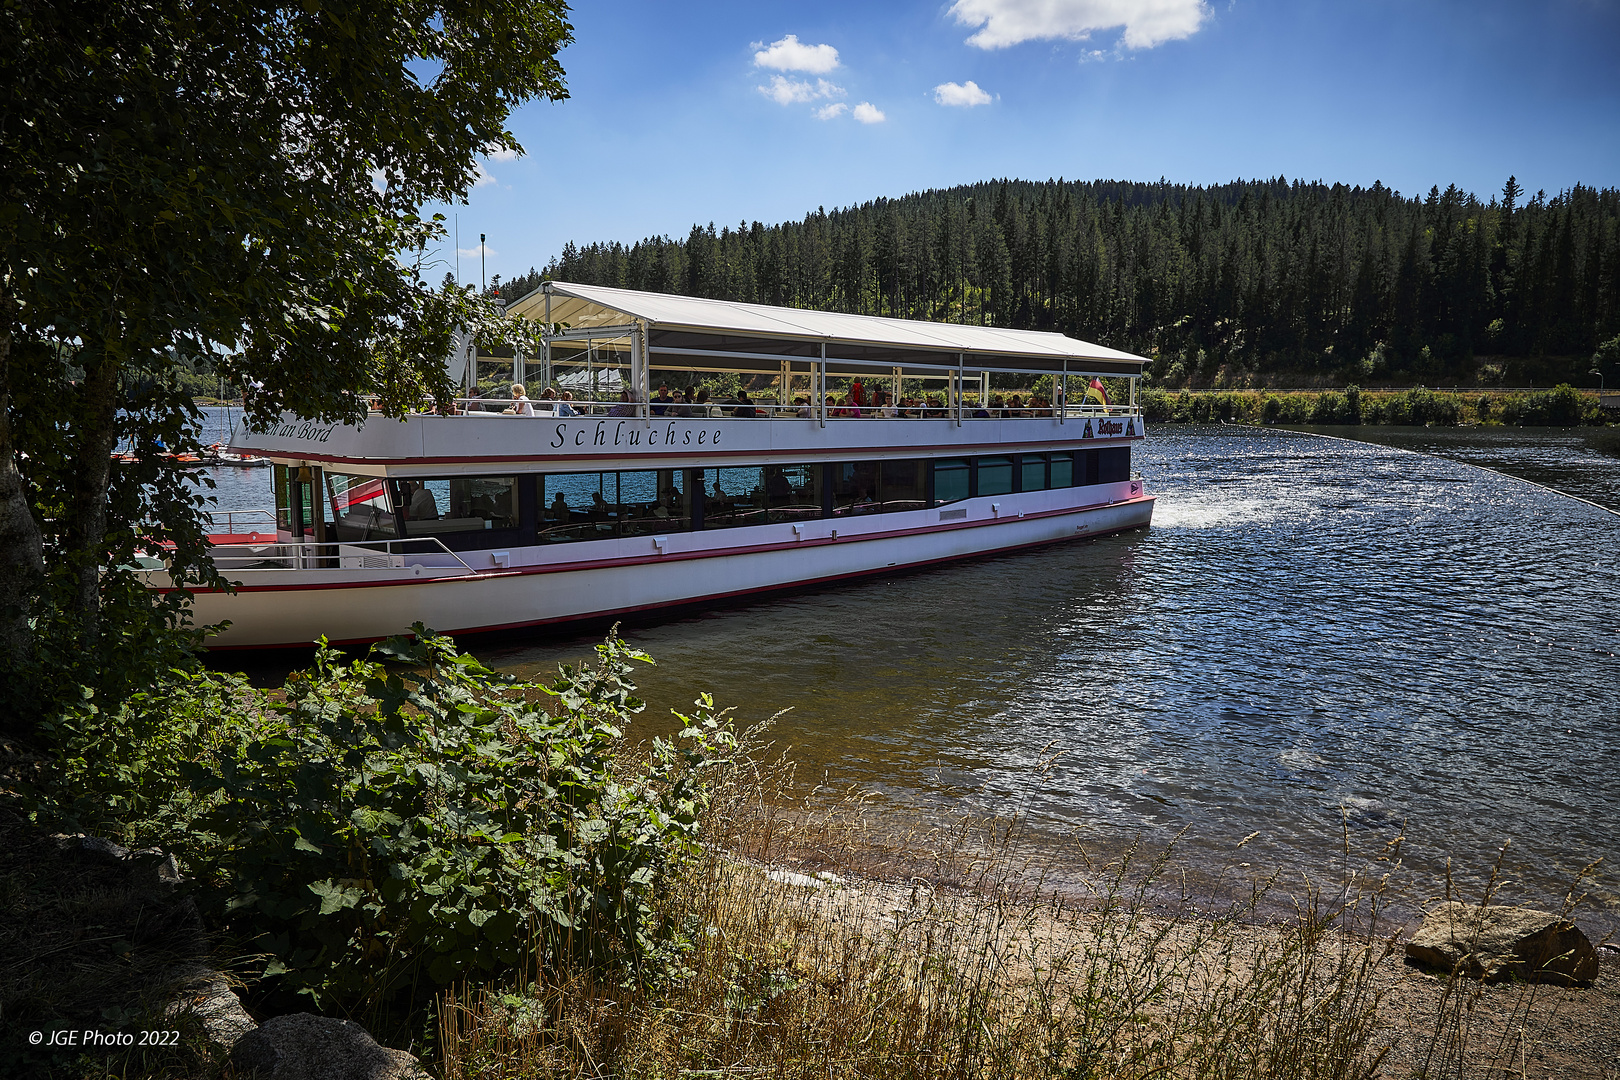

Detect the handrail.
[
  {"left": 206, "top": 508, "right": 278, "bottom": 534},
  {"left": 206, "top": 535, "right": 480, "bottom": 575},
  {"left": 425, "top": 396, "right": 1141, "bottom": 421}
]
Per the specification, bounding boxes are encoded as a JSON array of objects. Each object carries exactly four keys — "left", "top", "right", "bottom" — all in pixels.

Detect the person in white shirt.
[{"left": 505, "top": 383, "right": 535, "bottom": 416}]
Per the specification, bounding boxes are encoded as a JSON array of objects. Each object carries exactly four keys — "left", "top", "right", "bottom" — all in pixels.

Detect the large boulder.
[
  {"left": 231, "top": 1014, "right": 429, "bottom": 1080},
  {"left": 1405, "top": 901, "right": 1599, "bottom": 986}
]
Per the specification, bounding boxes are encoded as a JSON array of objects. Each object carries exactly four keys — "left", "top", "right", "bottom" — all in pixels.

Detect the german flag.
[{"left": 1085, "top": 378, "right": 1110, "bottom": 406}]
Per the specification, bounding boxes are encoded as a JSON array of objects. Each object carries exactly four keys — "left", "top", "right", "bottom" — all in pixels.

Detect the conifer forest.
[{"left": 500, "top": 177, "right": 1620, "bottom": 387}]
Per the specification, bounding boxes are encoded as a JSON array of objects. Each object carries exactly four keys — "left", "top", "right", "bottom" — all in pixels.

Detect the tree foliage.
[
  {"left": 0, "top": 0, "right": 572, "bottom": 726},
  {"left": 508, "top": 176, "right": 1620, "bottom": 387}
]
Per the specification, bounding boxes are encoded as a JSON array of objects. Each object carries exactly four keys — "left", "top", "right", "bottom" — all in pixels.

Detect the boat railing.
[
  {"left": 206, "top": 508, "right": 279, "bottom": 535},
  {"left": 207, "top": 535, "right": 480, "bottom": 576},
  {"left": 431, "top": 396, "right": 1142, "bottom": 421}
]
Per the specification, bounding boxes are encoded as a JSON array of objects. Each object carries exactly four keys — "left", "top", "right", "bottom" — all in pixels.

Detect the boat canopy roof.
[{"left": 508, "top": 281, "right": 1147, "bottom": 379}]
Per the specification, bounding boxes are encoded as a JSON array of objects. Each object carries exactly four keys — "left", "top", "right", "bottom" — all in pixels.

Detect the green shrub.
[
  {"left": 39, "top": 629, "right": 735, "bottom": 1017},
  {"left": 1260, "top": 394, "right": 1282, "bottom": 424},
  {"left": 1500, "top": 384, "right": 1586, "bottom": 426}
]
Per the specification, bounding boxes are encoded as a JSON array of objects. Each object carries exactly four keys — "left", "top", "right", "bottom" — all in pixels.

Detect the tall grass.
[{"left": 437, "top": 749, "right": 1415, "bottom": 1079}]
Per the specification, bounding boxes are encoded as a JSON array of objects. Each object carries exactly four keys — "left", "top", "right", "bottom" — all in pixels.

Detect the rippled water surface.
[{"left": 200, "top": 410, "right": 1620, "bottom": 931}]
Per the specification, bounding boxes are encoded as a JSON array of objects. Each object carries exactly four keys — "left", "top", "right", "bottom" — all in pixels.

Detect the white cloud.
[
  {"left": 934, "top": 80, "right": 992, "bottom": 107},
  {"left": 753, "top": 34, "right": 841, "bottom": 73},
  {"left": 852, "top": 102, "right": 885, "bottom": 124},
  {"left": 949, "top": 0, "right": 1209, "bottom": 51},
  {"left": 457, "top": 243, "right": 496, "bottom": 259},
  {"left": 484, "top": 145, "right": 520, "bottom": 161},
  {"left": 759, "top": 75, "right": 845, "bottom": 106},
  {"left": 815, "top": 102, "right": 849, "bottom": 120},
  {"left": 472, "top": 162, "right": 497, "bottom": 187}
]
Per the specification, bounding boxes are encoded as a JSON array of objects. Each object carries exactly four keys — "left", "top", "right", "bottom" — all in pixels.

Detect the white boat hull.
[{"left": 178, "top": 484, "right": 1153, "bottom": 648}]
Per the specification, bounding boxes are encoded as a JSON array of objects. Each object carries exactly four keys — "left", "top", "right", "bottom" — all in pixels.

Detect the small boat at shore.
[{"left": 148, "top": 282, "right": 1154, "bottom": 648}]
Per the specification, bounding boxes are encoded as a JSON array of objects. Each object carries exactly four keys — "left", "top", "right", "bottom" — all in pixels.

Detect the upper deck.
[{"left": 231, "top": 280, "right": 1150, "bottom": 476}]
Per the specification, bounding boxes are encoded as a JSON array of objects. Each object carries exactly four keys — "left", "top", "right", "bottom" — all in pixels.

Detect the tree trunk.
[
  {"left": 0, "top": 319, "right": 47, "bottom": 684},
  {"left": 65, "top": 346, "right": 121, "bottom": 657}
]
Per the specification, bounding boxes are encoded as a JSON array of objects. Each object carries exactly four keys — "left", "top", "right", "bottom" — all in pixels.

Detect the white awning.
[{"left": 508, "top": 281, "right": 1146, "bottom": 377}]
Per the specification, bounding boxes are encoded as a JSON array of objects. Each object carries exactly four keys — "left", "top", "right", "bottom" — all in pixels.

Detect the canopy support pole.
[
  {"left": 818, "top": 344, "right": 827, "bottom": 428},
  {"left": 542, "top": 291, "right": 553, "bottom": 391},
  {"left": 1060, "top": 360, "right": 1067, "bottom": 424},
  {"left": 956, "top": 354, "right": 964, "bottom": 426},
  {"left": 633, "top": 322, "right": 649, "bottom": 422}
]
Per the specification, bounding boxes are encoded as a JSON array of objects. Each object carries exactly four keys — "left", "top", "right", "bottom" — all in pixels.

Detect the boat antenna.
[
  {"left": 481, "top": 233, "right": 487, "bottom": 295},
  {"left": 455, "top": 214, "right": 460, "bottom": 288}
]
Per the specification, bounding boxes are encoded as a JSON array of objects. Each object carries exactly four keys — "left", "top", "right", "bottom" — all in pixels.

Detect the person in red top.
[{"left": 850, "top": 378, "right": 864, "bottom": 408}]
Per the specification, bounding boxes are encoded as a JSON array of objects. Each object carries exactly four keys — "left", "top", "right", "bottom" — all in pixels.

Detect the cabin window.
[
  {"left": 324, "top": 473, "right": 398, "bottom": 541},
  {"left": 1099, "top": 447, "right": 1131, "bottom": 484},
  {"left": 977, "top": 456, "right": 1014, "bottom": 497},
  {"left": 830, "top": 460, "right": 929, "bottom": 516},
  {"left": 1049, "top": 452, "right": 1074, "bottom": 488},
  {"left": 878, "top": 460, "right": 927, "bottom": 512},
  {"left": 615, "top": 469, "right": 691, "bottom": 536},
  {"left": 540, "top": 470, "right": 692, "bottom": 542},
  {"left": 701, "top": 466, "right": 819, "bottom": 529},
  {"left": 1020, "top": 455, "right": 1048, "bottom": 493},
  {"left": 399, "top": 477, "right": 517, "bottom": 537},
  {"left": 1079, "top": 449, "right": 1100, "bottom": 485},
  {"left": 932, "top": 459, "right": 969, "bottom": 505}
]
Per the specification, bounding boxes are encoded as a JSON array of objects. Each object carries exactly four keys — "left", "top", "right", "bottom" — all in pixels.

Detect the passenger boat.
[{"left": 167, "top": 282, "right": 1153, "bottom": 648}]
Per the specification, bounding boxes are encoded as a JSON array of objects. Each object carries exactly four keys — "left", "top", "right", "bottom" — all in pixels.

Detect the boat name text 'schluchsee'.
[{"left": 163, "top": 281, "right": 1155, "bottom": 648}]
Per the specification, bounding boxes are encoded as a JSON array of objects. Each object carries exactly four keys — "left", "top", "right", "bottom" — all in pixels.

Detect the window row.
[{"left": 272, "top": 448, "right": 1131, "bottom": 549}]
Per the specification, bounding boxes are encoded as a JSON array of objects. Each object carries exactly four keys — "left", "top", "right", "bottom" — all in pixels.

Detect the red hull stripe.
[
  {"left": 178, "top": 494, "right": 1155, "bottom": 596},
  {"left": 202, "top": 513, "right": 1150, "bottom": 650}
]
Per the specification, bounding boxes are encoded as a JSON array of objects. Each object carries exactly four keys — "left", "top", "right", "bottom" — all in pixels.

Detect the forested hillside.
[{"left": 497, "top": 177, "right": 1620, "bottom": 388}]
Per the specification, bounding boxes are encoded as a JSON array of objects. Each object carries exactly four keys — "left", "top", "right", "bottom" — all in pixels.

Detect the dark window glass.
[
  {"left": 702, "top": 467, "right": 773, "bottom": 529},
  {"left": 1099, "top": 447, "right": 1131, "bottom": 484},
  {"left": 831, "top": 461, "right": 880, "bottom": 516},
  {"left": 933, "top": 459, "right": 969, "bottom": 505},
  {"left": 274, "top": 464, "right": 293, "bottom": 533},
  {"left": 1049, "top": 452, "right": 1073, "bottom": 488},
  {"left": 1080, "top": 449, "right": 1101, "bottom": 485},
  {"left": 878, "top": 459, "right": 927, "bottom": 512},
  {"left": 326, "top": 472, "right": 399, "bottom": 541},
  {"left": 615, "top": 469, "right": 690, "bottom": 536},
  {"left": 977, "top": 456, "right": 1013, "bottom": 496},
  {"left": 1020, "top": 455, "right": 1047, "bottom": 493},
  {"left": 402, "top": 476, "right": 517, "bottom": 538},
  {"left": 540, "top": 472, "right": 611, "bottom": 543},
  {"left": 540, "top": 470, "right": 691, "bottom": 542}
]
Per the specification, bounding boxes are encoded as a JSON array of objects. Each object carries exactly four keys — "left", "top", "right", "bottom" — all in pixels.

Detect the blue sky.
[{"left": 437, "top": 0, "right": 1620, "bottom": 290}]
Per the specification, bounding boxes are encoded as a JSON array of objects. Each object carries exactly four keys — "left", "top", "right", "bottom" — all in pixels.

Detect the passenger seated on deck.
[
  {"left": 550, "top": 491, "right": 569, "bottom": 522},
  {"left": 731, "top": 390, "right": 758, "bottom": 418},
  {"left": 504, "top": 383, "right": 535, "bottom": 416},
  {"left": 607, "top": 389, "right": 637, "bottom": 416},
  {"left": 541, "top": 385, "right": 576, "bottom": 417},
  {"left": 407, "top": 481, "right": 439, "bottom": 520},
  {"left": 590, "top": 491, "right": 611, "bottom": 518},
  {"left": 795, "top": 396, "right": 812, "bottom": 418}
]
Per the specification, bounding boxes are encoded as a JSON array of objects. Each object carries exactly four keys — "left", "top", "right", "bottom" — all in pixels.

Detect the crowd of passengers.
[{"left": 452, "top": 378, "right": 1075, "bottom": 419}]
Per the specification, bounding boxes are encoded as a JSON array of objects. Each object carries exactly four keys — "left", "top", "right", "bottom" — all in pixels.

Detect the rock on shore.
[{"left": 1406, "top": 901, "right": 1599, "bottom": 985}]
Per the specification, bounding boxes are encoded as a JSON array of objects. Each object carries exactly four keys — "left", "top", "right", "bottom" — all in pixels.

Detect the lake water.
[{"left": 196, "top": 408, "right": 1620, "bottom": 934}]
